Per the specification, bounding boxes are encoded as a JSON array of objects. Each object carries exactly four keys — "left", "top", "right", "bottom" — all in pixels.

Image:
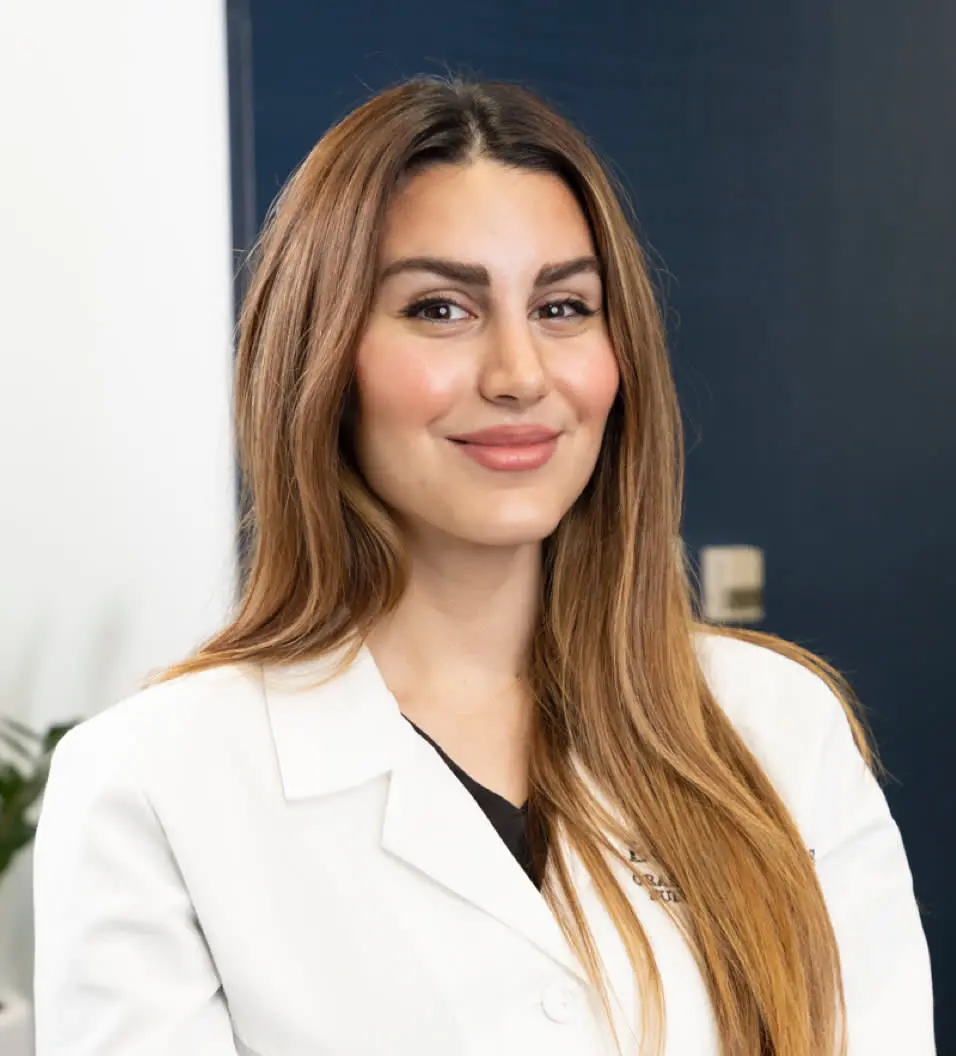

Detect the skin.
[{"left": 355, "top": 159, "right": 619, "bottom": 805}]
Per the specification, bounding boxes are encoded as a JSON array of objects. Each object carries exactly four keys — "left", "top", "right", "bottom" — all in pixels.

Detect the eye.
[
  {"left": 401, "top": 298, "right": 472, "bottom": 323},
  {"left": 535, "top": 298, "right": 597, "bottom": 321}
]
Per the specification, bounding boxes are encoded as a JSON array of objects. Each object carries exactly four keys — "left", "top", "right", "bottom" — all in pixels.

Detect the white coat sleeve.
[
  {"left": 811, "top": 694, "right": 936, "bottom": 1054},
  {"left": 32, "top": 720, "right": 241, "bottom": 1056}
]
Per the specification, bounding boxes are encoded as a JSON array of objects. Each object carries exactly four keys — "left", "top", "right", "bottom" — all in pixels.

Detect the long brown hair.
[{"left": 159, "top": 77, "right": 873, "bottom": 1055}]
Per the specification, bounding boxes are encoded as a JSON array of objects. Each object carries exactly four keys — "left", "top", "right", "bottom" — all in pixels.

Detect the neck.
[{"left": 365, "top": 535, "right": 542, "bottom": 717}]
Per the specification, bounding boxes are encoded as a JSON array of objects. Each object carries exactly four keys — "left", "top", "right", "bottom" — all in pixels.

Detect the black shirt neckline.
[
  {"left": 402, "top": 715, "right": 538, "bottom": 887},
  {"left": 402, "top": 715, "right": 528, "bottom": 813}
]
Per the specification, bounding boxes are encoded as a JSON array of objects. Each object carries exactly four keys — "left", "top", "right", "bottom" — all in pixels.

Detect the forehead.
[{"left": 380, "top": 160, "right": 596, "bottom": 268}]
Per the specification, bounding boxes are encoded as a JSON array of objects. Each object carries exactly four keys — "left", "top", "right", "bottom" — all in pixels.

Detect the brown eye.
[
  {"left": 536, "top": 298, "right": 596, "bottom": 321},
  {"left": 402, "top": 298, "right": 470, "bottom": 323}
]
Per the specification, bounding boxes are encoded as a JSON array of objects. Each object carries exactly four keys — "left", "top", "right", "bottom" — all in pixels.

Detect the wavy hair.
[{"left": 159, "top": 77, "right": 873, "bottom": 1055}]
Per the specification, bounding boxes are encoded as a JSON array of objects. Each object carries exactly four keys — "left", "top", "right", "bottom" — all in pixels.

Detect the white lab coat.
[{"left": 32, "top": 632, "right": 935, "bottom": 1055}]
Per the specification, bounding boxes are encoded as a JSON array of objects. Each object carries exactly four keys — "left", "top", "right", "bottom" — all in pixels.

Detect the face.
[{"left": 353, "top": 159, "right": 620, "bottom": 549}]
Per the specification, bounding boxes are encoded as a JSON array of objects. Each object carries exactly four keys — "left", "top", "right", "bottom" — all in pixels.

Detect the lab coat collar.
[
  {"left": 261, "top": 642, "right": 591, "bottom": 984},
  {"left": 260, "top": 639, "right": 413, "bottom": 799}
]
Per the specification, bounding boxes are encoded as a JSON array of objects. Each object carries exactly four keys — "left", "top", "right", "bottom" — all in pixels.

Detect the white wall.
[{"left": 0, "top": 0, "right": 237, "bottom": 995}]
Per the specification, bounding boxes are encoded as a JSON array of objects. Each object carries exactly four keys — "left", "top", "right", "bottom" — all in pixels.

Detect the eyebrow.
[{"left": 377, "top": 255, "right": 602, "bottom": 288}]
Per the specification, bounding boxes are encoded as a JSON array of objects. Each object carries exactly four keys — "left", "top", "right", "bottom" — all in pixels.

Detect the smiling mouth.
[{"left": 448, "top": 436, "right": 559, "bottom": 472}]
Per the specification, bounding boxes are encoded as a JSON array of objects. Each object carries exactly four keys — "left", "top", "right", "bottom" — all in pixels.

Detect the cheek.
[
  {"left": 355, "top": 333, "right": 461, "bottom": 432},
  {"left": 558, "top": 340, "right": 620, "bottom": 422}
]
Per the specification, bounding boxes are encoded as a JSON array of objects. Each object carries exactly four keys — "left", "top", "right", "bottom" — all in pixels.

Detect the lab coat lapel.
[
  {"left": 382, "top": 730, "right": 589, "bottom": 984},
  {"left": 263, "top": 642, "right": 589, "bottom": 984}
]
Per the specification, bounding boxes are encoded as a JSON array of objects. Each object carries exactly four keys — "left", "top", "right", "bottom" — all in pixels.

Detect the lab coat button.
[{"left": 541, "top": 981, "right": 579, "bottom": 1023}]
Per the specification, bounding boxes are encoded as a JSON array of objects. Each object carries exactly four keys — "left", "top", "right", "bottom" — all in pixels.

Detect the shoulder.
[
  {"left": 48, "top": 662, "right": 269, "bottom": 801},
  {"left": 693, "top": 630, "right": 859, "bottom": 823},
  {"left": 694, "top": 629, "right": 842, "bottom": 730}
]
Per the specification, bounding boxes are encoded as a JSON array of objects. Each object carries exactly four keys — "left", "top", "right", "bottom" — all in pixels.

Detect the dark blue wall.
[{"left": 244, "top": 1, "right": 955, "bottom": 1041}]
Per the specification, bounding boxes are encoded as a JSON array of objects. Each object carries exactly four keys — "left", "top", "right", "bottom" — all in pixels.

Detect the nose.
[{"left": 478, "top": 314, "right": 548, "bottom": 407}]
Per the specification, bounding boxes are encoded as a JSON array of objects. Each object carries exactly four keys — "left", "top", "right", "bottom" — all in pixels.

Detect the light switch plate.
[{"left": 699, "top": 545, "right": 765, "bottom": 624}]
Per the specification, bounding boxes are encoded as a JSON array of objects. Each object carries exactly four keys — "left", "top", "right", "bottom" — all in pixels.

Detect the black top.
[{"left": 404, "top": 717, "right": 539, "bottom": 888}]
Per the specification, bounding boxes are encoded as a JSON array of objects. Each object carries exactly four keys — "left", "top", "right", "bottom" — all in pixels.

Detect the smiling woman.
[
  {"left": 355, "top": 160, "right": 618, "bottom": 547},
  {"left": 31, "top": 77, "right": 933, "bottom": 1056}
]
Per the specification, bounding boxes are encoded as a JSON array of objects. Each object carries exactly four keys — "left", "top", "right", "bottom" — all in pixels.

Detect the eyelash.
[{"left": 400, "top": 296, "right": 597, "bottom": 323}]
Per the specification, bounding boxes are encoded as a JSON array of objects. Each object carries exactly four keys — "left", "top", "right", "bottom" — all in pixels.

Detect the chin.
[{"left": 453, "top": 511, "right": 566, "bottom": 548}]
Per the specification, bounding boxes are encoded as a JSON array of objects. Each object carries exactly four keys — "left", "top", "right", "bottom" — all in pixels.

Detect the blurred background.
[{"left": 1, "top": 0, "right": 953, "bottom": 1050}]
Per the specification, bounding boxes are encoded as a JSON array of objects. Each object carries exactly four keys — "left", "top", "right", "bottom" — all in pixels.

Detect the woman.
[{"left": 32, "top": 77, "right": 933, "bottom": 1055}]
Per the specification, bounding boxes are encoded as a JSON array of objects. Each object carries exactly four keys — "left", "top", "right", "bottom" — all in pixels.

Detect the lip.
[
  {"left": 448, "top": 425, "right": 561, "bottom": 446},
  {"left": 447, "top": 426, "right": 560, "bottom": 472}
]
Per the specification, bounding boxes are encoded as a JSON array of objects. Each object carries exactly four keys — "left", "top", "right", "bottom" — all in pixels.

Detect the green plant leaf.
[
  {"left": 0, "top": 728, "right": 36, "bottom": 763},
  {"left": 0, "top": 718, "right": 81, "bottom": 886},
  {"left": 42, "top": 722, "right": 78, "bottom": 753},
  {"left": 0, "top": 716, "right": 42, "bottom": 741},
  {"left": 0, "top": 816, "right": 37, "bottom": 872},
  {"left": 0, "top": 762, "right": 29, "bottom": 801}
]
